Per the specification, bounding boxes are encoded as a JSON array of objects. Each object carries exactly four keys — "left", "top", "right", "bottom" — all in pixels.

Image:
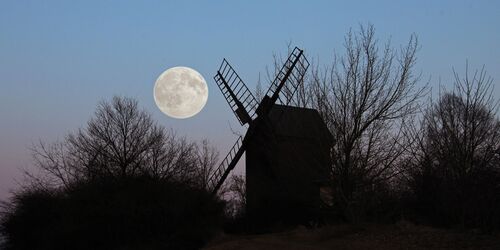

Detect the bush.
[{"left": 0, "top": 176, "right": 226, "bottom": 250}]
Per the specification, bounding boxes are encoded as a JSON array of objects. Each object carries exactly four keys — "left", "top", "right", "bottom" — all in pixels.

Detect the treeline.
[{"left": 266, "top": 25, "right": 500, "bottom": 230}]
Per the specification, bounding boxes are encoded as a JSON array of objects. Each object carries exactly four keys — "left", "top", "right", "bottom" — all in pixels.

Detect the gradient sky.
[{"left": 1, "top": 0, "right": 499, "bottom": 201}]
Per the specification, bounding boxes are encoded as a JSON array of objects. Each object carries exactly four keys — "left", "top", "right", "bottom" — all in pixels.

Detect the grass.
[{"left": 205, "top": 222, "right": 500, "bottom": 250}]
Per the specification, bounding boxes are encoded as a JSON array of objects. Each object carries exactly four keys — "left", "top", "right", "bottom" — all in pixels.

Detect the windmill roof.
[{"left": 268, "top": 105, "right": 333, "bottom": 144}]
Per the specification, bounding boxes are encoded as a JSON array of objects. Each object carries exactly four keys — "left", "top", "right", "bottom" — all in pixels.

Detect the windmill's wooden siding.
[{"left": 246, "top": 105, "right": 332, "bottom": 224}]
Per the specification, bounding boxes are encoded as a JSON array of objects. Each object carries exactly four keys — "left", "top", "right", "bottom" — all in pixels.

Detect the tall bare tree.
[
  {"left": 307, "top": 25, "right": 425, "bottom": 220},
  {"left": 30, "top": 96, "right": 216, "bottom": 189}
]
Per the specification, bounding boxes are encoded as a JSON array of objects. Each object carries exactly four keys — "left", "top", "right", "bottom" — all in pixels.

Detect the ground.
[{"left": 204, "top": 222, "right": 500, "bottom": 250}]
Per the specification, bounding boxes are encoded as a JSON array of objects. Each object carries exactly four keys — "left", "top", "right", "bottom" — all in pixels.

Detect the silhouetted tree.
[
  {"left": 306, "top": 25, "right": 425, "bottom": 221},
  {"left": 255, "top": 73, "right": 264, "bottom": 101},
  {"left": 28, "top": 96, "right": 215, "bottom": 189},
  {"left": 402, "top": 65, "right": 500, "bottom": 229},
  {"left": 261, "top": 26, "right": 424, "bottom": 221},
  {"left": 224, "top": 174, "right": 246, "bottom": 217},
  {"left": 195, "top": 139, "right": 219, "bottom": 190}
]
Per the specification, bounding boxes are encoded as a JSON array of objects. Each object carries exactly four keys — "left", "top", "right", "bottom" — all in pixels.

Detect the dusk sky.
[{"left": 1, "top": 0, "right": 499, "bottom": 201}]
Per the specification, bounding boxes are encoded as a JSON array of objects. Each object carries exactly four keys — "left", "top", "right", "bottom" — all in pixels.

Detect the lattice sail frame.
[
  {"left": 208, "top": 47, "right": 310, "bottom": 194},
  {"left": 214, "top": 59, "right": 259, "bottom": 125},
  {"left": 264, "top": 47, "right": 309, "bottom": 106}
]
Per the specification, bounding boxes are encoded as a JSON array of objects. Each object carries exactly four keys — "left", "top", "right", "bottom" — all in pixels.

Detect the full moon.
[{"left": 154, "top": 67, "right": 208, "bottom": 119}]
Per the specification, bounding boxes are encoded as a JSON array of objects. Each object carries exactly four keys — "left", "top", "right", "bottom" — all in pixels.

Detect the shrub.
[{"left": 1, "top": 176, "right": 225, "bottom": 250}]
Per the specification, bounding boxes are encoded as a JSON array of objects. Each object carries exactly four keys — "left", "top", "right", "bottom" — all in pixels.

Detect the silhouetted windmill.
[{"left": 209, "top": 47, "right": 332, "bottom": 223}]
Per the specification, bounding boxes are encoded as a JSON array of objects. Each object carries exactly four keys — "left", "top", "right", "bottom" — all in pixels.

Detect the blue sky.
[{"left": 1, "top": 0, "right": 499, "bottom": 200}]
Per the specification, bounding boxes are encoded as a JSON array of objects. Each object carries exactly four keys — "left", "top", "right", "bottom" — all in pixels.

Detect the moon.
[{"left": 154, "top": 67, "right": 208, "bottom": 119}]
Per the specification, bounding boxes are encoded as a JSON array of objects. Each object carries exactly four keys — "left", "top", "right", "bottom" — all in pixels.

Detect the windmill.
[{"left": 209, "top": 47, "right": 332, "bottom": 222}]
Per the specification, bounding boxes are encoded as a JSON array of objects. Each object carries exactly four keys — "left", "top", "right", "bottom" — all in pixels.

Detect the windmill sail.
[
  {"left": 214, "top": 59, "right": 259, "bottom": 125},
  {"left": 208, "top": 136, "right": 246, "bottom": 194},
  {"left": 264, "top": 47, "right": 310, "bottom": 106}
]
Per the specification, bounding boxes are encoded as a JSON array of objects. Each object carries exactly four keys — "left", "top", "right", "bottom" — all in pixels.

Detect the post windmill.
[{"left": 209, "top": 47, "right": 332, "bottom": 223}]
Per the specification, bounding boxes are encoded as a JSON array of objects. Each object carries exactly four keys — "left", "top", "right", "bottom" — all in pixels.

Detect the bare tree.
[
  {"left": 307, "top": 24, "right": 425, "bottom": 220},
  {"left": 403, "top": 64, "right": 500, "bottom": 228},
  {"left": 30, "top": 96, "right": 214, "bottom": 189},
  {"left": 255, "top": 73, "right": 264, "bottom": 102},
  {"left": 195, "top": 139, "right": 219, "bottom": 189},
  {"left": 222, "top": 174, "right": 246, "bottom": 217},
  {"left": 259, "top": 26, "right": 424, "bottom": 220},
  {"left": 426, "top": 65, "right": 499, "bottom": 171}
]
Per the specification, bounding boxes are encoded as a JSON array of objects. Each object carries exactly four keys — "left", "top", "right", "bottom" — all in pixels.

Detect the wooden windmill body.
[{"left": 209, "top": 48, "right": 332, "bottom": 223}]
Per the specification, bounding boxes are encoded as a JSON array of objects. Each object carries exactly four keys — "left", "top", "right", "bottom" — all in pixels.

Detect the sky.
[{"left": 1, "top": 0, "right": 499, "bottom": 201}]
